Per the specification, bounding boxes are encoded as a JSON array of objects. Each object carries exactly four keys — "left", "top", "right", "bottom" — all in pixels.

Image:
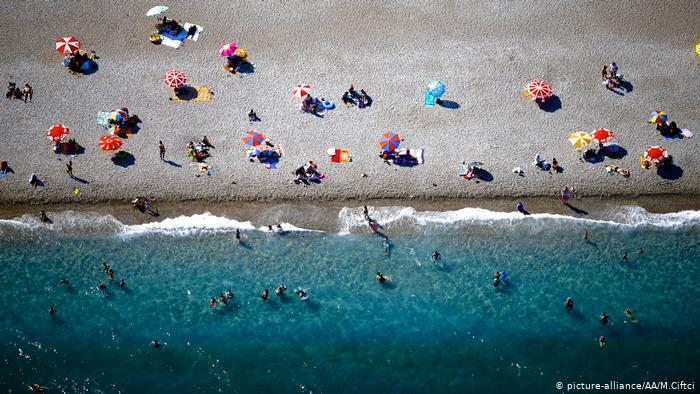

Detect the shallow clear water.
[{"left": 1, "top": 207, "right": 699, "bottom": 393}]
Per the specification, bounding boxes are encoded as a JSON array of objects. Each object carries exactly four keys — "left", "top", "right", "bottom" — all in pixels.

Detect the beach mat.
[
  {"left": 183, "top": 23, "right": 203, "bottom": 41},
  {"left": 390, "top": 149, "right": 424, "bottom": 165},
  {"left": 423, "top": 91, "right": 436, "bottom": 107},
  {"left": 96, "top": 111, "right": 110, "bottom": 127},
  {"left": 170, "top": 85, "right": 214, "bottom": 102},
  {"left": 328, "top": 148, "right": 351, "bottom": 163}
]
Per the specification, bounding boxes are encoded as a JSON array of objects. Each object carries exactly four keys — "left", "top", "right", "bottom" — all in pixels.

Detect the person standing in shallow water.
[
  {"left": 235, "top": 229, "right": 240, "bottom": 242},
  {"left": 565, "top": 297, "right": 574, "bottom": 311},
  {"left": 261, "top": 289, "right": 269, "bottom": 300}
]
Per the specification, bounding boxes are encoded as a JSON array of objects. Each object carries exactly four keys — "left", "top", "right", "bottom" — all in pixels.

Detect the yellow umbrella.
[
  {"left": 568, "top": 131, "right": 591, "bottom": 149},
  {"left": 696, "top": 39, "right": 700, "bottom": 56}
]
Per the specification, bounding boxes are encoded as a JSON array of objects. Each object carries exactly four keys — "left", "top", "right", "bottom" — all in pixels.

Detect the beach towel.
[
  {"left": 423, "top": 91, "right": 436, "bottom": 107},
  {"left": 170, "top": 85, "right": 214, "bottom": 102},
  {"left": 183, "top": 23, "right": 203, "bottom": 41},
  {"left": 263, "top": 162, "right": 277, "bottom": 169},
  {"left": 96, "top": 111, "right": 110, "bottom": 127},
  {"left": 390, "top": 149, "right": 424, "bottom": 165},
  {"left": 681, "top": 129, "right": 694, "bottom": 138},
  {"left": 159, "top": 29, "right": 188, "bottom": 48},
  {"left": 328, "top": 148, "right": 351, "bottom": 163}
]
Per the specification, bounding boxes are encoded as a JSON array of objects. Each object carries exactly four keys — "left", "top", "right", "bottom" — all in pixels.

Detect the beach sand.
[{"left": 0, "top": 0, "right": 698, "bottom": 207}]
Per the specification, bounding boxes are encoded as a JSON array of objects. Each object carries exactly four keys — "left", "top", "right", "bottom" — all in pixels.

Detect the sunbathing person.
[
  {"left": 342, "top": 91, "right": 354, "bottom": 106},
  {"left": 606, "top": 164, "right": 630, "bottom": 178}
]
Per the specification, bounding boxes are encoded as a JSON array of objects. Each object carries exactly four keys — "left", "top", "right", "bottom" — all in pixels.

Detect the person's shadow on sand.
[
  {"left": 73, "top": 176, "right": 89, "bottom": 184},
  {"left": 537, "top": 95, "right": 561, "bottom": 112},
  {"left": 564, "top": 203, "right": 588, "bottom": 215},
  {"left": 164, "top": 160, "right": 182, "bottom": 168}
]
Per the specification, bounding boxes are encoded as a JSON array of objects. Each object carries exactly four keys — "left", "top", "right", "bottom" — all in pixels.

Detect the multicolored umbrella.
[
  {"left": 591, "top": 128, "right": 614, "bottom": 144},
  {"left": 644, "top": 146, "right": 668, "bottom": 163},
  {"left": 524, "top": 80, "right": 553, "bottom": 101},
  {"left": 98, "top": 135, "right": 123, "bottom": 151},
  {"left": 164, "top": 70, "right": 187, "bottom": 88},
  {"left": 109, "top": 109, "right": 127, "bottom": 123},
  {"left": 427, "top": 80, "right": 446, "bottom": 98},
  {"left": 146, "top": 5, "right": 168, "bottom": 16},
  {"left": 648, "top": 110, "right": 667, "bottom": 124},
  {"left": 568, "top": 131, "right": 592, "bottom": 149},
  {"left": 55, "top": 36, "right": 80, "bottom": 55},
  {"left": 241, "top": 131, "right": 265, "bottom": 146},
  {"left": 378, "top": 131, "right": 401, "bottom": 152},
  {"left": 218, "top": 42, "right": 237, "bottom": 57},
  {"left": 47, "top": 124, "right": 69, "bottom": 141},
  {"left": 291, "top": 83, "right": 311, "bottom": 97}
]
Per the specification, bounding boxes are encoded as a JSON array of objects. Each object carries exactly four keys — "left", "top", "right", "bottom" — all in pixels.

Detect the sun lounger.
[{"left": 390, "top": 149, "right": 424, "bottom": 165}]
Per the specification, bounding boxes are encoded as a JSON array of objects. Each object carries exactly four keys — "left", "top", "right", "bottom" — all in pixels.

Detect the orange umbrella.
[
  {"left": 591, "top": 128, "right": 614, "bottom": 144},
  {"left": 644, "top": 146, "right": 668, "bottom": 163},
  {"left": 47, "top": 124, "right": 69, "bottom": 141},
  {"left": 98, "top": 135, "right": 123, "bottom": 151}
]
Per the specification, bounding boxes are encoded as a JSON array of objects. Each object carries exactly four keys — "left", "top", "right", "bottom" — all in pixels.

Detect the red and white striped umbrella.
[
  {"left": 291, "top": 83, "right": 311, "bottom": 97},
  {"left": 644, "top": 146, "right": 668, "bottom": 163},
  {"left": 47, "top": 124, "right": 70, "bottom": 141},
  {"left": 98, "top": 135, "right": 123, "bottom": 151},
  {"left": 591, "top": 128, "right": 615, "bottom": 143},
  {"left": 524, "top": 80, "right": 553, "bottom": 101},
  {"left": 164, "top": 70, "right": 188, "bottom": 88},
  {"left": 56, "top": 36, "right": 80, "bottom": 55}
]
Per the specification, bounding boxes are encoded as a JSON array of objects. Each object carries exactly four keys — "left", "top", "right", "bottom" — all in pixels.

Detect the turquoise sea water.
[{"left": 1, "top": 206, "right": 699, "bottom": 393}]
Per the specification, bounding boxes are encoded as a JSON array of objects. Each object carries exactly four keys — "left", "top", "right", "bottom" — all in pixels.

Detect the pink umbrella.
[
  {"left": 218, "top": 42, "right": 237, "bottom": 57},
  {"left": 164, "top": 70, "right": 187, "bottom": 88},
  {"left": 292, "top": 83, "right": 311, "bottom": 97}
]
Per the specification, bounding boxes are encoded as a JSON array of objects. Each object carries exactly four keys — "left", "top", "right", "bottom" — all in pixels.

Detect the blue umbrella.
[{"left": 427, "top": 80, "right": 446, "bottom": 98}]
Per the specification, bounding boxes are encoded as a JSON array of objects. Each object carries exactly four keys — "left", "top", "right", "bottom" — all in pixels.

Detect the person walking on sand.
[
  {"left": 22, "top": 83, "right": 32, "bottom": 103},
  {"left": 559, "top": 186, "right": 571, "bottom": 205},
  {"left": 159, "top": 141, "right": 166, "bottom": 161},
  {"left": 65, "top": 160, "right": 74, "bottom": 179}
]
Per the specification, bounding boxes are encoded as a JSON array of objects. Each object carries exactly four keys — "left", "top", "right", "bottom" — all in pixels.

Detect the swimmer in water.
[
  {"left": 565, "top": 297, "right": 574, "bottom": 311},
  {"left": 383, "top": 236, "right": 390, "bottom": 254},
  {"left": 599, "top": 335, "right": 606, "bottom": 347},
  {"left": 296, "top": 289, "right": 307, "bottom": 299},
  {"left": 276, "top": 224, "right": 283, "bottom": 233},
  {"left": 48, "top": 305, "right": 55, "bottom": 316},
  {"left": 235, "top": 229, "right": 240, "bottom": 242},
  {"left": 622, "top": 252, "right": 628, "bottom": 261},
  {"left": 275, "top": 284, "right": 287, "bottom": 296},
  {"left": 375, "top": 272, "right": 387, "bottom": 283},
  {"left": 624, "top": 308, "right": 638, "bottom": 324},
  {"left": 101, "top": 262, "right": 110, "bottom": 273},
  {"left": 637, "top": 248, "right": 644, "bottom": 255},
  {"left": 28, "top": 384, "right": 48, "bottom": 392},
  {"left": 150, "top": 339, "right": 161, "bottom": 348},
  {"left": 218, "top": 293, "right": 228, "bottom": 305},
  {"left": 600, "top": 312, "right": 609, "bottom": 325},
  {"left": 59, "top": 278, "right": 69, "bottom": 286},
  {"left": 431, "top": 251, "right": 441, "bottom": 260},
  {"left": 119, "top": 278, "right": 126, "bottom": 288},
  {"left": 210, "top": 296, "right": 217, "bottom": 307},
  {"left": 262, "top": 288, "right": 269, "bottom": 300},
  {"left": 268, "top": 225, "right": 274, "bottom": 233},
  {"left": 584, "top": 229, "right": 589, "bottom": 241},
  {"left": 493, "top": 277, "right": 501, "bottom": 287},
  {"left": 108, "top": 268, "right": 114, "bottom": 280},
  {"left": 226, "top": 289, "right": 234, "bottom": 299},
  {"left": 98, "top": 282, "right": 106, "bottom": 290}
]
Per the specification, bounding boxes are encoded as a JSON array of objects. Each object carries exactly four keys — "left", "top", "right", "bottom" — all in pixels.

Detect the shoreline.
[{"left": 2, "top": 195, "right": 699, "bottom": 232}]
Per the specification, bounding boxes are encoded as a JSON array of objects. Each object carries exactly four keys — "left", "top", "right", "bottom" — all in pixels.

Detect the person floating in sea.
[
  {"left": 565, "top": 297, "right": 574, "bottom": 311},
  {"left": 637, "top": 248, "right": 644, "bottom": 255},
  {"left": 295, "top": 289, "right": 308, "bottom": 300},
  {"left": 275, "top": 284, "right": 287, "bottom": 296},
  {"left": 59, "top": 278, "right": 69, "bottom": 286},
  {"left": 493, "top": 272, "right": 501, "bottom": 288},
  {"left": 210, "top": 296, "right": 217, "bottom": 308},
  {"left": 48, "top": 305, "right": 56, "bottom": 316},
  {"left": 107, "top": 268, "right": 114, "bottom": 281},
  {"left": 150, "top": 339, "right": 161, "bottom": 348},
  {"left": 600, "top": 312, "right": 609, "bottom": 325},
  {"left": 431, "top": 250, "right": 441, "bottom": 261},
  {"left": 28, "top": 384, "right": 48, "bottom": 392},
  {"left": 584, "top": 229, "right": 589, "bottom": 241},
  {"left": 226, "top": 289, "right": 234, "bottom": 300},
  {"left": 624, "top": 309, "right": 639, "bottom": 324},
  {"left": 98, "top": 282, "right": 106, "bottom": 290},
  {"left": 261, "top": 288, "right": 269, "bottom": 300},
  {"left": 101, "top": 262, "right": 110, "bottom": 274},
  {"left": 599, "top": 335, "right": 606, "bottom": 348},
  {"left": 375, "top": 272, "right": 388, "bottom": 283},
  {"left": 218, "top": 293, "right": 228, "bottom": 305},
  {"left": 622, "top": 252, "right": 628, "bottom": 261},
  {"left": 119, "top": 278, "right": 126, "bottom": 288}
]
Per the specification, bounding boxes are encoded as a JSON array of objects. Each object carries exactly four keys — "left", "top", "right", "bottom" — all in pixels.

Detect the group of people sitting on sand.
[
  {"left": 156, "top": 16, "right": 195, "bottom": 37},
  {"left": 186, "top": 137, "right": 213, "bottom": 161},
  {"left": 108, "top": 107, "right": 141, "bottom": 136},
  {"left": 657, "top": 121, "right": 683, "bottom": 139},
  {"left": 293, "top": 160, "right": 323, "bottom": 184},
  {"left": 64, "top": 50, "right": 98, "bottom": 74},
  {"left": 52, "top": 138, "right": 81, "bottom": 155},
  {"left": 301, "top": 94, "right": 323, "bottom": 114},
  {"left": 533, "top": 154, "right": 562, "bottom": 173},
  {"left": 341, "top": 84, "right": 371, "bottom": 108},
  {"left": 6, "top": 82, "right": 32, "bottom": 102},
  {"left": 379, "top": 149, "right": 416, "bottom": 164},
  {"left": 130, "top": 196, "right": 158, "bottom": 215},
  {"left": 601, "top": 62, "right": 622, "bottom": 90}
]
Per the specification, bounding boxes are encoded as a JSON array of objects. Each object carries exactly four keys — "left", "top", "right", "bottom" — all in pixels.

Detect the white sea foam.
[{"left": 122, "top": 213, "right": 257, "bottom": 236}]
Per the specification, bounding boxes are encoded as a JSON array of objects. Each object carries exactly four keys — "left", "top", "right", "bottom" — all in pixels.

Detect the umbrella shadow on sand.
[
  {"left": 238, "top": 62, "right": 255, "bottom": 74},
  {"left": 537, "top": 95, "right": 561, "bottom": 112},
  {"left": 437, "top": 99, "right": 460, "bottom": 109},
  {"left": 657, "top": 163, "right": 683, "bottom": 180},
  {"left": 112, "top": 152, "right": 135, "bottom": 168},
  {"left": 173, "top": 86, "right": 199, "bottom": 101},
  {"left": 477, "top": 169, "right": 494, "bottom": 182}
]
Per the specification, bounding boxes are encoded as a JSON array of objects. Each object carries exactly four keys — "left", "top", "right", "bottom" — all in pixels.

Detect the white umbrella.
[{"left": 146, "top": 5, "right": 168, "bottom": 16}]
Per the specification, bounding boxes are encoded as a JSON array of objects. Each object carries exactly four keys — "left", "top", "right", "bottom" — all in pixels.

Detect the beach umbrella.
[
  {"left": 648, "top": 110, "right": 667, "bottom": 124},
  {"left": 696, "top": 39, "right": 700, "bottom": 56},
  {"left": 164, "top": 70, "right": 187, "bottom": 88},
  {"left": 644, "top": 146, "right": 668, "bottom": 163},
  {"left": 218, "top": 42, "right": 237, "bottom": 57},
  {"left": 241, "top": 131, "right": 265, "bottom": 146},
  {"left": 98, "top": 135, "right": 123, "bottom": 151},
  {"left": 55, "top": 36, "right": 80, "bottom": 55},
  {"left": 146, "top": 5, "right": 168, "bottom": 16},
  {"left": 591, "top": 128, "right": 614, "bottom": 144},
  {"left": 378, "top": 131, "right": 401, "bottom": 152},
  {"left": 47, "top": 124, "right": 69, "bottom": 141},
  {"left": 524, "top": 80, "right": 553, "bottom": 101},
  {"left": 568, "top": 131, "right": 591, "bottom": 149},
  {"left": 291, "top": 83, "right": 311, "bottom": 97},
  {"left": 233, "top": 48, "right": 248, "bottom": 61},
  {"left": 427, "top": 80, "right": 446, "bottom": 98},
  {"left": 109, "top": 109, "right": 127, "bottom": 123}
]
